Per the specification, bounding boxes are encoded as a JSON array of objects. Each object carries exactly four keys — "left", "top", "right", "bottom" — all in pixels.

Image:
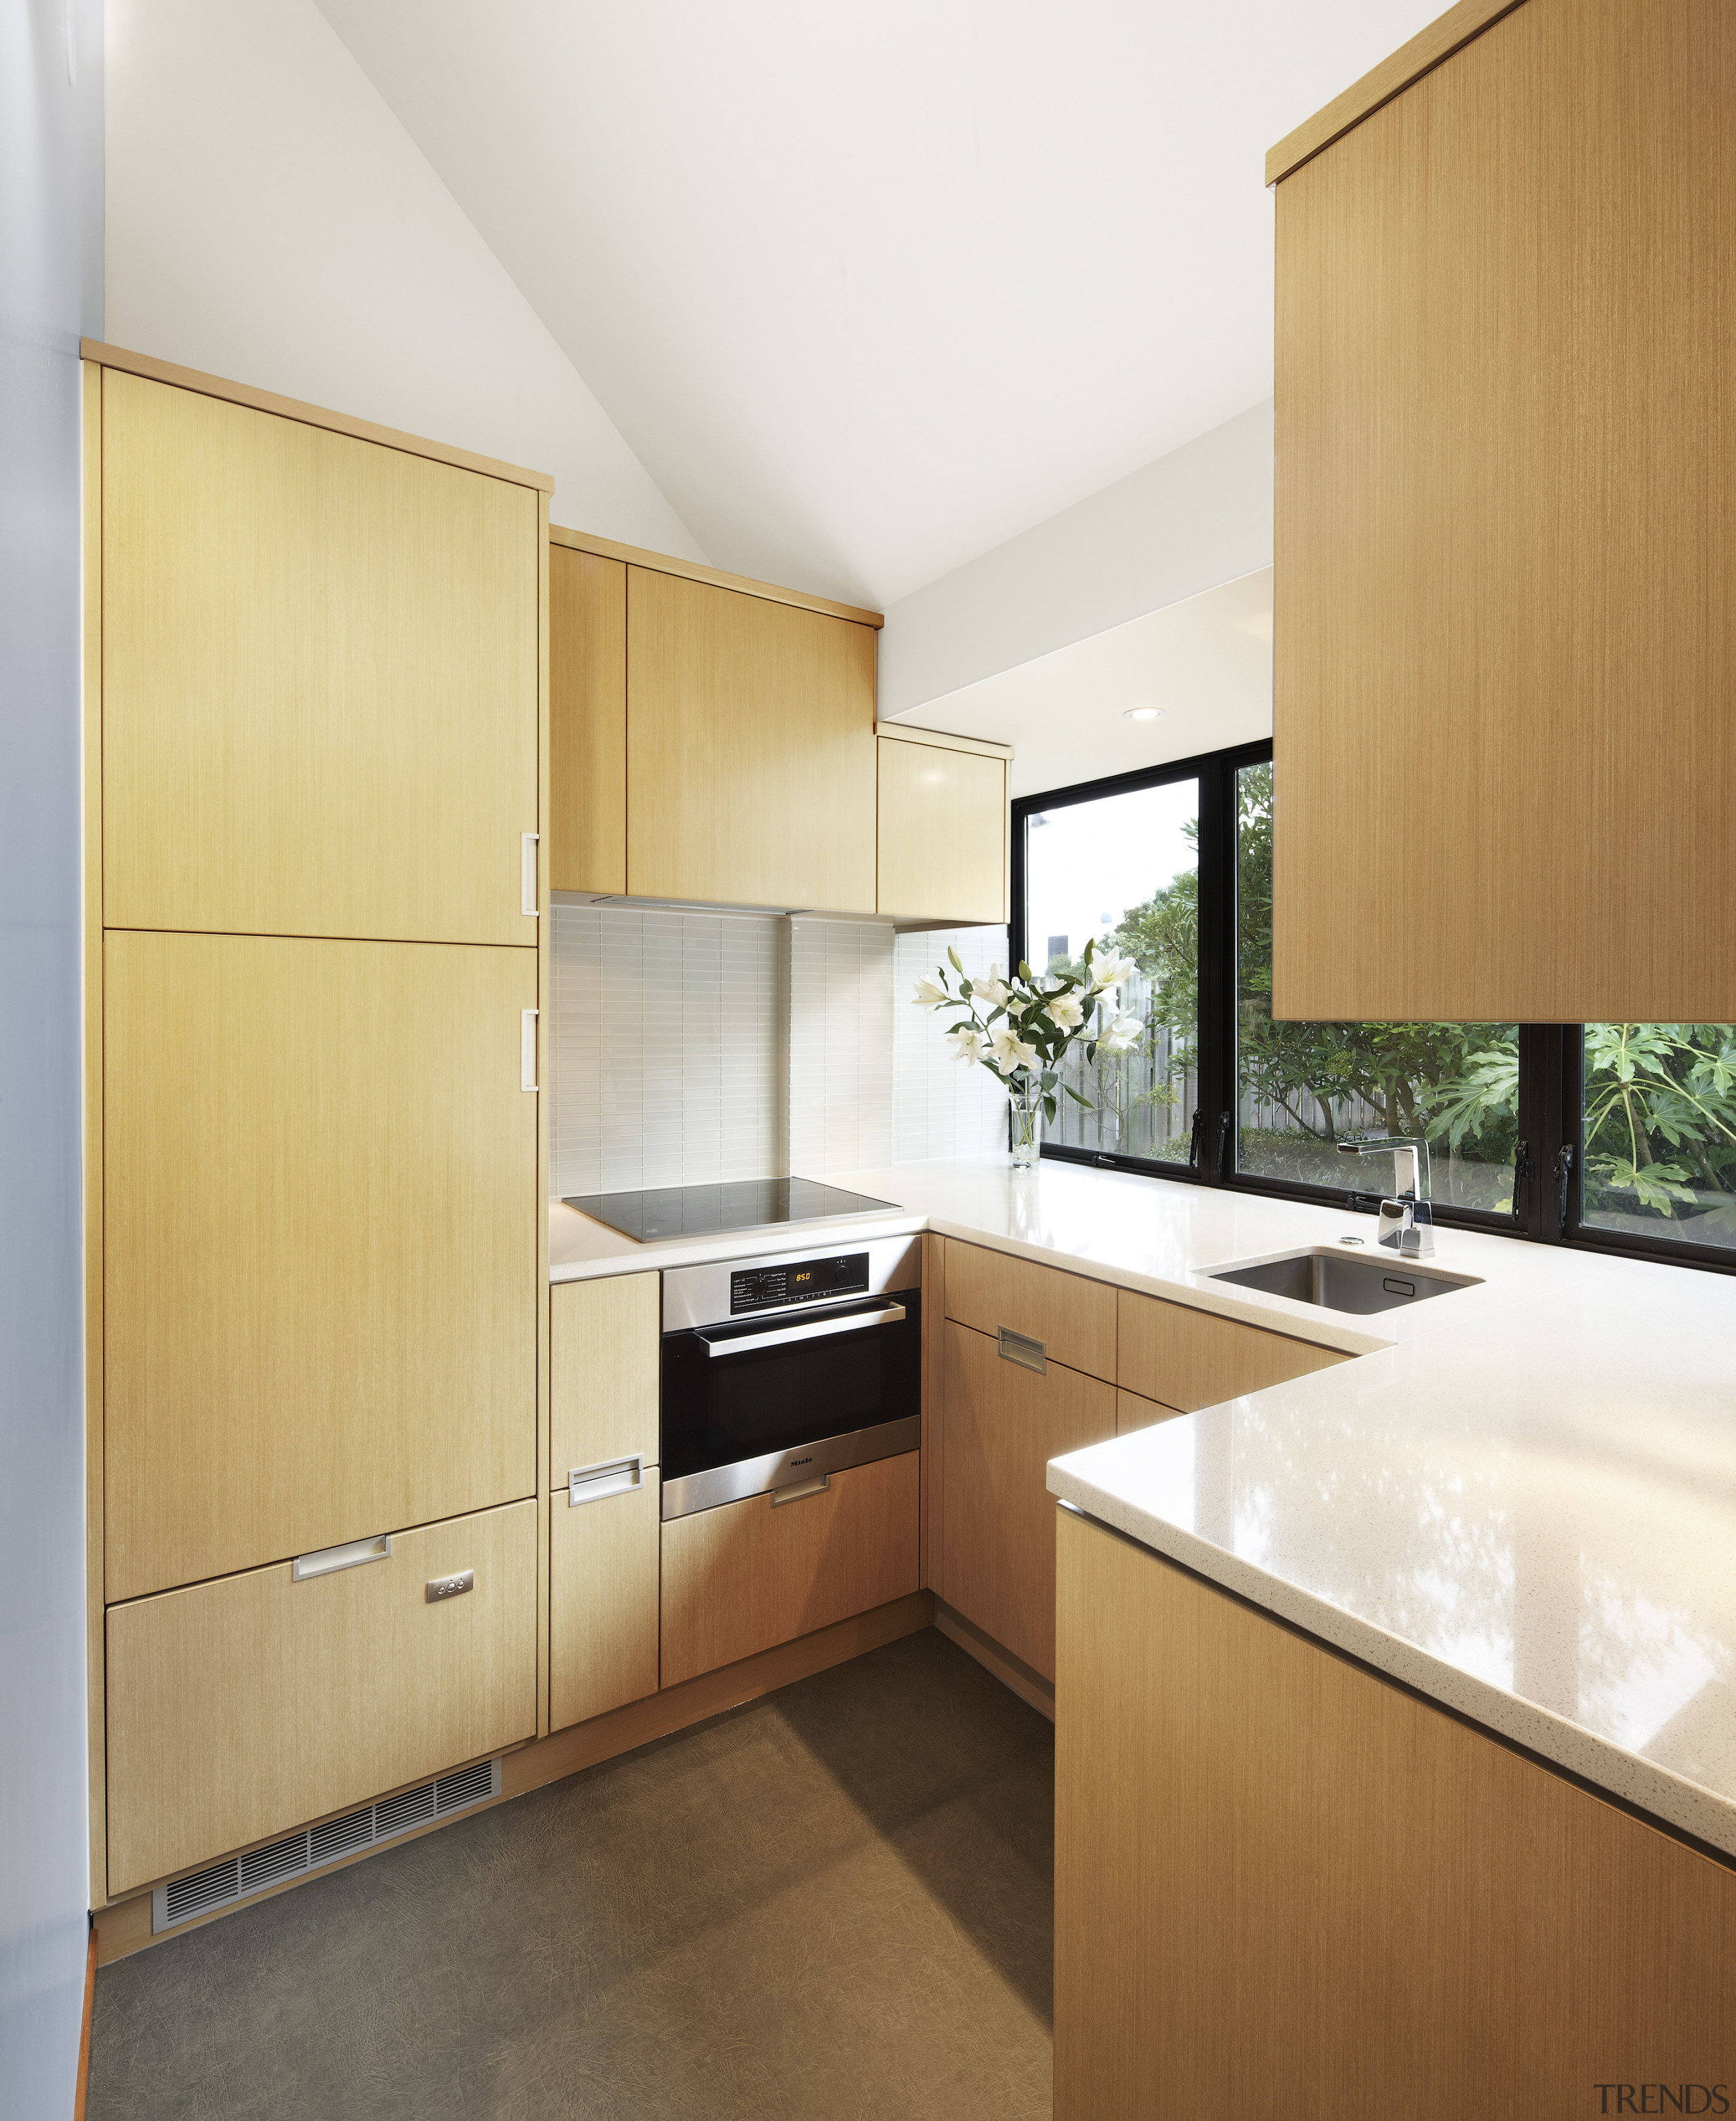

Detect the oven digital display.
[{"left": 730, "top": 1253, "right": 870, "bottom": 1315}]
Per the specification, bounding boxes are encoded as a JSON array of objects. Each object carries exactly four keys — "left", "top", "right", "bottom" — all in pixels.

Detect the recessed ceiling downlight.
[{"left": 1124, "top": 707, "right": 1166, "bottom": 722}]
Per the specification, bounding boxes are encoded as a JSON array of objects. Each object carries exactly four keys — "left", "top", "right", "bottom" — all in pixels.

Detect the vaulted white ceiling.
[{"left": 315, "top": 1, "right": 1440, "bottom": 610}]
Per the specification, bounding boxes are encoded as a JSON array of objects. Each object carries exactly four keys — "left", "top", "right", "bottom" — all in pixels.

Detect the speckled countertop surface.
[{"left": 552, "top": 1155, "right": 1736, "bottom": 1858}]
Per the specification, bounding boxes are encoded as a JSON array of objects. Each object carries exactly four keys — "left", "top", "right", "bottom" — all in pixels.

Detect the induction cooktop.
[{"left": 562, "top": 1176, "right": 901, "bottom": 1244}]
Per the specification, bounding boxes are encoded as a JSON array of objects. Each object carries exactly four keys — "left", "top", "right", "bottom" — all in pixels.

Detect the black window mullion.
[{"left": 1193, "top": 748, "right": 1236, "bottom": 1187}]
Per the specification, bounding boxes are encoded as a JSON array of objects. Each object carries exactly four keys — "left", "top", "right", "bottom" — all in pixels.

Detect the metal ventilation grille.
[{"left": 151, "top": 1757, "right": 501, "bottom": 1934}]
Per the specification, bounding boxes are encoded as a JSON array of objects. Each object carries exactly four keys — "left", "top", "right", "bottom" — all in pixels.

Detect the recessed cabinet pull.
[
  {"left": 521, "top": 1008, "right": 538, "bottom": 1093},
  {"left": 568, "top": 1455, "right": 644, "bottom": 1506},
  {"left": 998, "top": 1326, "right": 1047, "bottom": 1375},
  {"left": 772, "top": 1473, "right": 831, "bottom": 1506},
  {"left": 292, "top": 1532, "right": 391, "bottom": 1581},
  {"left": 521, "top": 832, "right": 540, "bottom": 918}
]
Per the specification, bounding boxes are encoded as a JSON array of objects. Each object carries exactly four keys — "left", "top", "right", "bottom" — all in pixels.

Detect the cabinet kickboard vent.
[{"left": 151, "top": 1757, "right": 501, "bottom": 1935}]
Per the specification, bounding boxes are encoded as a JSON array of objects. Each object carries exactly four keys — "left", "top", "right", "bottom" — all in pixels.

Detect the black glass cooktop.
[{"left": 563, "top": 1177, "right": 901, "bottom": 1244}]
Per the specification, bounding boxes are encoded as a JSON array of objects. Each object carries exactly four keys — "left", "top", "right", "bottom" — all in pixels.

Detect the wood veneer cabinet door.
[
  {"left": 943, "top": 1241, "right": 1116, "bottom": 1382},
  {"left": 1053, "top": 1508, "right": 1736, "bottom": 2120},
  {"left": 104, "top": 931, "right": 537, "bottom": 1602},
  {"left": 549, "top": 1474, "right": 661, "bottom": 1732},
  {"left": 101, "top": 370, "right": 538, "bottom": 946},
  {"left": 627, "top": 568, "right": 877, "bottom": 910},
  {"left": 106, "top": 1498, "right": 536, "bottom": 1898},
  {"left": 1116, "top": 1289, "right": 1343, "bottom": 1414},
  {"left": 877, "top": 737, "right": 1006, "bottom": 924},
  {"left": 551, "top": 1273, "right": 660, "bottom": 1479},
  {"left": 1272, "top": 0, "right": 1736, "bottom": 1021},
  {"left": 940, "top": 1321, "right": 1116, "bottom": 1681},
  {"left": 660, "top": 1453, "right": 919, "bottom": 1688},
  {"left": 549, "top": 545, "right": 627, "bottom": 894}
]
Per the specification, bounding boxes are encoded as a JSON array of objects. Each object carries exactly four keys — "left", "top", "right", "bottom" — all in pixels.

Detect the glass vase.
[{"left": 1008, "top": 1074, "right": 1042, "bottom": 1170}]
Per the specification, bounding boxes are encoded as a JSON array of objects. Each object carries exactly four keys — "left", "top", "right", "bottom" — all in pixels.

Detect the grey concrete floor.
[{"left": 88, "top": 1628, "right": 1054, "bottom": 2120}]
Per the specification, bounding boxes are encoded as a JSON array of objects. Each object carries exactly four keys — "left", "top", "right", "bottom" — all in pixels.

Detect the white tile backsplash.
[
  {"left": 549, "top": 906, "right": 1010, "bottom": 1196},
  {"left": 892, "top": 927, "right": 1011, "bottom": 1161},
  {"left": 788, "top": 919, "right": 895, "bottom": 1176}
]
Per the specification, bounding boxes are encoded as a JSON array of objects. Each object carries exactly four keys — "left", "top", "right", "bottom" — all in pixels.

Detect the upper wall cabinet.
[
  {"left": 549, "top": 546, "right": 627, "bottom": 896},
  {"left": 1269, "top": 0, "right": 1735, "bottom": 1023},
  {"left": 102, "top": 370, "right": 540, "bottom": 946},
  {"left": 628, "top": 567, "right": 876, "bottom": 910},
  {"left": 876, "top": 725, "right": 1010, "bottom": 927},
  {"left": 549, "top": 531, "right": 882, "bottom": 914}
]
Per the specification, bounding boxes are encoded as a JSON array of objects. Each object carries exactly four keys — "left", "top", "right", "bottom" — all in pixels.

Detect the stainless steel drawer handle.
[
  {"left": 426, "top": 1569, "right": 474, "bottom": 1603},
  {"left": 521, "top": 1008, "right": 539, "bottom": 1093},
  {"left": 701, "top": 1302, "right": 907, "bottom": 1359},
  {"left": 771, "top": 1473, "right": 831, "bottom": 1506},
  {"left": 521, "top": 831, "right": 540, "bottom": 917},
  {"left": 569, "top": 1454, "right": 644, "bottom": 1506},
  {"left": 292, "top": 1532, "right": 391, "bottom": 1582},
  {"left": 998, "top": 1326, "right": 1047, "bottom": 1375}
]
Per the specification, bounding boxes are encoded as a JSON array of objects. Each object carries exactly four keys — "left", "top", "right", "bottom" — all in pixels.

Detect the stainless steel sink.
[{"left": 1206, "top": 1247, "right": 1481, "bottom": 1316}]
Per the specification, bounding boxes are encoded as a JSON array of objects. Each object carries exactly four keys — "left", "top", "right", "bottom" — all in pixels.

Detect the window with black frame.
[
  {"left": 1023, "top": 772, "right": 1200, "bottom": 1167},
  {"left": 1013, "top": 745, "right": 1736, "bottom": 1270}
]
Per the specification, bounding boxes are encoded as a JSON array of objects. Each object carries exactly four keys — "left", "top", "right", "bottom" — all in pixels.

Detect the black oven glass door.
[{"left": 661, "top": 1293, "right": 922, "bottom": 1486}]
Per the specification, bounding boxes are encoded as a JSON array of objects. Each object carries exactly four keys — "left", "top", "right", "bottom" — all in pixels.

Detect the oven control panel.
[{"left": 729, "top": 1252, "right": 870, "bottom": 1315}]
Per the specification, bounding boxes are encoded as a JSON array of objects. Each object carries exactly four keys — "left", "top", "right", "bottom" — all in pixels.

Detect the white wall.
[
  {"left": 104, "top": 0, "right": 703, "bottom": 554},
  {"left": 1, "top": 1, "right": 104, "bottom": 2109},
  {"left": 877, "top": 400, "right": 1273, "bottom": 722}
]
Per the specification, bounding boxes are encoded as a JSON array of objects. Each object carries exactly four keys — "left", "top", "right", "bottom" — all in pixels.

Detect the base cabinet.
[
  {"left": 106, "top": 1499, "right": 537, "bottom": 1899},
  {"left": 660, "top": 1453, "right": 920, "bottom": 1688},
  {"left": 1054, "top": 1508, "right": 1736, "bottom": 2120},
  {"left": 550, "top": 1473, "right": 662, "bottom": 1732},
  {"left": 940, "top": 1320, "right": 1116, "bottom": 1681}
]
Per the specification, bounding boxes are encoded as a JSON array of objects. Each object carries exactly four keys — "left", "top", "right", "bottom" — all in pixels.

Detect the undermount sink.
[{"left": 1206, "top": 1246, "right": 1482, "bottom": 1317}]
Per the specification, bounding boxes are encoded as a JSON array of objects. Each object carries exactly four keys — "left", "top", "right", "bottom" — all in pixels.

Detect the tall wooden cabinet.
[
  {"left": 1270, "top": 0, "right": 1736, "bottom": 1023},
  {"left": 84, "top": 343, "right": 551, "bottom": 1911}
]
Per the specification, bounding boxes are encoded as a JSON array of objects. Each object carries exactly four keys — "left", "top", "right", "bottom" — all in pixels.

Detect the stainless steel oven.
[{"left": 658, "top": 1237, "right": 922, "bottom": 1520}]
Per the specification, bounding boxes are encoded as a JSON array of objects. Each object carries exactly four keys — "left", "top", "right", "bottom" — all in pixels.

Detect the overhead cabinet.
[
  {"left": 547, "top": 531, "right": 1013, "bottom": 922},
  {"left": 1269, "top": 0, "right": 1736, "bottom": 1022},
  {"left": 101, "top": 368, "right": 540, "bottom": 946},
  {"left": 876, "top": 726, "right": 1010, "bottom": 927}
]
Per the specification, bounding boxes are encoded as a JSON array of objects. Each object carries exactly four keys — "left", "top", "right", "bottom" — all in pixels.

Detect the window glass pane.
[
  {"left": 1234, "top": 762, "right": 1519, "bottom": 1211},
  {"left": 1024, "top": 779, "right": 1199, "bottom": 1163},
  {"left": 1581, "top": 1024, "right": 1736, "bottom": 1248}
]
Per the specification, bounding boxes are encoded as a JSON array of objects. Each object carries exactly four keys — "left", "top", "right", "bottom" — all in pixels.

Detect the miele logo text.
[
  {"left": 791, "top": 1456, "right": 812, "bottom": 1468},
  {"left": 1595, "top": 2088, "right": 1730, "bottom": 2114}
]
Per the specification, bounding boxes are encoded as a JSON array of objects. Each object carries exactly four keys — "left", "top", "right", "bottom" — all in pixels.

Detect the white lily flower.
[
  {"left": 1046, "top": 992, "right": 1085, "bottom": 1029},
  {"left": 1096, "top": 1012, "right": 1143, "bottom": 1053},
  {"left": 990, "top": 1025, "right": 1040, "bottom": 1071},
  {"left": 973, "top": 970, "right": 1011, "bottom": 1010},
  {"left": 947, "top": 1027, "right": 983, "bottom": 1066},
  {"left": 911, "top": 975, "right": 951, "bottom": 1009},
  {"left": 1092, "top": 954, "right": 1139, "bottom": 992}
]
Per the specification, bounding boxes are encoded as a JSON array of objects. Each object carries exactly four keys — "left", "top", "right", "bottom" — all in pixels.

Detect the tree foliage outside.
[{"left": 1082, "top": 760, "right": 1736, "bottom": 1243}]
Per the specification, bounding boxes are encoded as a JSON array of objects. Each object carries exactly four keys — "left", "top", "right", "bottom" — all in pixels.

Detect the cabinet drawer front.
[
  {"left": 877, "top": 738, "right": 1006, "bottom": 924},
  {"left": 1117, "top": 1389, "right": 1185, "bottom": 1435},
  {"left": 941, "top": 1322, "right": 1116, "bottom": 1682},
  {"left": 551, "top": 1273, "right": 660, "bottom": 1476},
  {"left": 550, "top": 1472, "right": 660, "bottom": 1733},
  {"left": 106, "top": 1499, "right": 536, "bottom": 1897},
  {"left": 102, "top": 371, "right": 538, "bottom": 946},
  {"left": 660, "top": 1452, "right": 918, "bottom": 1688},
  {"left": 1116, "top": 1290, "right": 1346, "bottom": 1413},
  {"left": 104, "top": 931, "right": 538, "bottom": 1602},
  {"left": 944, "top": 1241, "right": 1116, "bottom": 1382}
]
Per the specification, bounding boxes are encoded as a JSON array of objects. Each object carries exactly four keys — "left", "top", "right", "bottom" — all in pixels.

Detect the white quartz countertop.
[{"left": 551, "top": 1155, "right": 1736, "bottom": 1857}]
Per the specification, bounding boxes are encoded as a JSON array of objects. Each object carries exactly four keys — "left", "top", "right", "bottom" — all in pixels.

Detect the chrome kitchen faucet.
[{"left": 1335, "top": 1135, "right": 1436, "bottom": 1260}]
